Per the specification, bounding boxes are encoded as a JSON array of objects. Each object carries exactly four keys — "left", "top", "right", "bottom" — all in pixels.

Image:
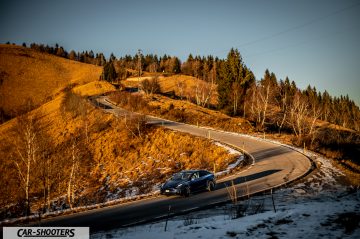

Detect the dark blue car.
[{"left": 160, "top": 170, "right": 216, "bottom": 197}]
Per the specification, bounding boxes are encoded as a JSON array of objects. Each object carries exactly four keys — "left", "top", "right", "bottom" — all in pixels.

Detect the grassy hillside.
[
  {"left": 0, "top": 55, "right": 237, "bottom": 220},
  {"left": 0, "top": 44, "right": 102, "bottom": 118}
]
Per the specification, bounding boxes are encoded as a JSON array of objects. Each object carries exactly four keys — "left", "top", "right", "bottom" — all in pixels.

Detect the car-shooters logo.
[{"left": 3, "top": 227, "right": 89, "bottom": 239}]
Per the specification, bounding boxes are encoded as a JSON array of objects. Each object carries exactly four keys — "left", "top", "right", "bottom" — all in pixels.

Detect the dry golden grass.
[
  {"left": 123, "top": 74, "right": 218, "bottom": 105},
  {"left": 159, "top": 75, "right": 218, "bottom": 105},
  {"left": 317, "top": 119, "right": 356, "bottom": 134},
  {"left": 126, "top": 76, "right": 162, "bottom": 82},
  {"left": 337, "top": 161, "right": 360, "bottom": 186},
  {"left": 93, "top": 126, "right": 235, "bottom": 191},
  {"left": 145, "top": 94, "right": 252, "bottom": 133},
  {"left": 0, "top": 80, "right": 116, "bottom": 153},
  {"left": 73, "top": 81, "right": 116, "bottom": 96},
  {"left": 0, "top": 44, "right": 102, "bottom": 115}
]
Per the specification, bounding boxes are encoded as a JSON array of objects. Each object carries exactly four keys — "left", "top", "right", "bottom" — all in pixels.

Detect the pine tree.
[
  {"left": 69, "top": 50, "right": 77, "bottom": 61},
  {"left": 102, "top": 62, "right": 117, "bottom": 82},
  {"left": 171, "top": 57, "right": 181, "bottom": 73},
  {"left": 109, "top": 53, "right": 116, "bottom": 62},
  {"left": 217, "top": 48, "right": 254, "bottom": 115}
]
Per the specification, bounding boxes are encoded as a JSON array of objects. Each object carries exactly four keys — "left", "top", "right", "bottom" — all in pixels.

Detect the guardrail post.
[
  {"left": 271, "top": 189, "right": 276, "bottom": 213},
  {"left": 164, "top": 205, "right": 171, "bottom": 232}
]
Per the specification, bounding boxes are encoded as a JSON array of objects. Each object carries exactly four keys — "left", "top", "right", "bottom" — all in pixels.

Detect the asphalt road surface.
[{"left": 35, "top": 96, "right": 312, "bottom": 233}]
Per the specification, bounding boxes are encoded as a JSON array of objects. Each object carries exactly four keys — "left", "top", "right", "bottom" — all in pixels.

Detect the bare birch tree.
[
  {"left": 248, "top": 83, "right": 262, "bottom": 126},
  {"left": 277, "top": 91, "right": 288, "bottom": 134},
  {"left": 259, "top": 87, "right": 268, "bottom": 127},
  {"left": 37, "top": 133, "right": 56, "bottom": 213},
  {"left": 231, "top": 81, "right": 241, "bottom": 116},
  {"left": 258, "top": 71, "right": 277, "bottom": 129},
  {"left": 12, "top": 112, "right": 41, "bottom": 216},
  {"left": 288, "top": 92, "right": 309, "bottom": 139},
  {"left": 67, "top": 138, "right": 79, "bottom": 210},
  {"left": 175, "top": 78, "right": 186, "bottom": 100},
  {"left": 124, "top": 114, "right": 147, "bottom": 139},
  {"left": 193, "top": 78, "right": 215, "bottom": 107}
]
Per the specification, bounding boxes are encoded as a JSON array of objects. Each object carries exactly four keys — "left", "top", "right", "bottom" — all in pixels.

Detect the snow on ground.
[
  {"left": 92, "top": 193, "right": 359, "bottom": 239},
  {"left": 215, "top": 142, "right": 241, "bottom": 155},
  {"left": 214, "top": 141, "right": 244, "bottom": 178},
  {"left": 92, "top": 152, "right": 360, "bottom": 239}
]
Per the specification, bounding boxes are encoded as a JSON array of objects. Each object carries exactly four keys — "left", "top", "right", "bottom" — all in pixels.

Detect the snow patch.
[
  {"left": 92, "top": 185, "right": 360, "bottom": 239},
  {"left": 213, "top": 141, "right": 244, "bottom": 177},
  {"left": 214, "top": 142, "right": 240, "bottom": 155},
  {"left": 215, "top": 155, "right": 244, "bottom": 178}
]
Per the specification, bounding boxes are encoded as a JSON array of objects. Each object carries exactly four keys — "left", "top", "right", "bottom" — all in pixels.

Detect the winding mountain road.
[{"left": 37, "top": 96, "right": 312, "bottom": 233}]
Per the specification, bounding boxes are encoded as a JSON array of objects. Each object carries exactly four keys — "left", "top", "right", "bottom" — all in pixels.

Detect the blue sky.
[{"left": 1, "top": 0, "right": 359, "bottom": 105}]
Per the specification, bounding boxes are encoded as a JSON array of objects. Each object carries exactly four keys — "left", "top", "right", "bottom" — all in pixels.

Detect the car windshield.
[{"left": 171, "top": 172, "right": 193, "bottom": 180}]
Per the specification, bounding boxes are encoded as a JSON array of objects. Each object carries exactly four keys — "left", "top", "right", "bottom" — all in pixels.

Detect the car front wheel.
[{"left": 207, "top": 181, "right": 215, "bottom": 191}]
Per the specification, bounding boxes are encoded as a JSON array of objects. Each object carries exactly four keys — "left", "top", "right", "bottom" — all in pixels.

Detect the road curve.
[{"left": 36, "top": 96, "right": 312, "bottom": 233}]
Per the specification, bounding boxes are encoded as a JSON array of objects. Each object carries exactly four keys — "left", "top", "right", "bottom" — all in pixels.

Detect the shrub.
[
  {"left": 167, "top": 108, "right": 187, "bottom": 122},
  {"left": 140, "top": 77, "right": 161, "bottom": 95},
  {"left": 123, "top": 114, "right": 148, "bottom": 138},
  {"left": 61, "top": 90, "right": 88, "bottom": 118},
  {"left": 109, "top": 91, "right": 150, "bottom": 112}
]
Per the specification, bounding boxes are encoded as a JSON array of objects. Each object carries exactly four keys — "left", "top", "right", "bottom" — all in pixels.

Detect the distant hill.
[{"left": 0, "top": 44, "right": 102, "bottom": 120}]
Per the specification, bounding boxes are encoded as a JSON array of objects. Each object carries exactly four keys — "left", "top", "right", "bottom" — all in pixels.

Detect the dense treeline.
[
  {"left": 9, "top": 42, "right": 360, "bottom": 131},
  {"left": 115, "top": 53, "right": 181, "bottom": 75},
  {"left": 167, "top": 48, "right": 359, "bottom": 132},
  {"left": 162, "top": 48, "right": 360, "bottom": 133},
  {"left": 18, "top": 42, "right": 108, "bottom": 66},
  {"left": 113, "top": 48, "right": 359, "bottom": 133},
  {"left": 213, "top": 49, "right": 360, "bottom": 133},
  {"left": 17, "top": 42, "right": 183, "bottom": 74}
]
